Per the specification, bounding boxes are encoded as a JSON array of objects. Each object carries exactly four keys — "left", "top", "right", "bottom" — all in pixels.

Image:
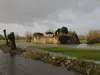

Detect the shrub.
[{"left": 87, "top": 30, "right": 100, "bottom": 44}]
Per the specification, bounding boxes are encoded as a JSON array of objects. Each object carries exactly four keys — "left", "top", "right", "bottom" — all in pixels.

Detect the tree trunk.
[
  {"left": 3, "top": 29, "right": 9, "bottom": 46},
  {"left": 8, "top": 32, "right": 16, "bottom": 50}
]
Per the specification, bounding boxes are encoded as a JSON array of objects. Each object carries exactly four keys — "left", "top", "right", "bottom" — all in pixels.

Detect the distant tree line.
[{"left": 2, "top": 28, "right": 98, "bottom": 45}]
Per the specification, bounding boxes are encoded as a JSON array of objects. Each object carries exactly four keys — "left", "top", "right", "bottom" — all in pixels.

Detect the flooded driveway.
[
  {"left": 0, "top": 50, "right": 12, "bottom": 75},
  {"left": 0, "top": 42, "right": 99, "bottom": 75},
  {"left": 0, "top": 50, "right": 80, "bottom": 75},
  {"left": 13, "top": 55, "right": 79, "bottom": 75}
]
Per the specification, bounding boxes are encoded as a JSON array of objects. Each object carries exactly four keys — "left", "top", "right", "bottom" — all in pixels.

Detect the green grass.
[
  {"left": 80, "top": 40, "right": 87, "bottom": 43},
  {"left": 37, "top": 47, "right": 100, "bottom": 61},
  {"left": 95, "top": 43, "right": 100, "bottom": 46},
  {"left": 0, "top": 40, "right": 26, "bottom": 43},
  {"left": 0, "top": 40, "right": 6, "bottom": 43},
  {"left": 16, "top": 40, "right": 26, "bottom": 42},
  {"left": 0, "top": 44, "right": 9, "bottom": 52}
]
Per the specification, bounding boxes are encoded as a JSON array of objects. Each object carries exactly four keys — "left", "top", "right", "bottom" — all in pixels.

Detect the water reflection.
[
  {"left": 16, "top": 42, "right": 100, "bottom": 50},
  {"left": 74, "top": 44, "right": 100, "bottom": 49},
  {"left": 0, "top": 43, "right": 99, "bottom": 75},
  {"left": 0, "top": 50, "right": 12, "bottom": 75},
  {"left": 13, "top": 55, "right": 79, "bottom": 75},
  {"left": 55, "top": 44, "right": 100, "bottom": 49}
]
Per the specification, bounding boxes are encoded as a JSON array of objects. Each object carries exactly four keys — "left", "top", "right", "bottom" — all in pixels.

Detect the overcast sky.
[{"left": 0, "top": 0, "right": 100, "bottom": 36}]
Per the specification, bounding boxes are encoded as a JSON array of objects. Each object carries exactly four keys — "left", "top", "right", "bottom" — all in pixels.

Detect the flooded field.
[
  {"left": 16, "top": 42, "right": 100, "bottom": 50},
  {"left": 0, "top": 42, "right": 100, "bottom": 75}
]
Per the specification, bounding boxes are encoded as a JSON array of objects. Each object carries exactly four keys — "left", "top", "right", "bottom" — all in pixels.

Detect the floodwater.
[
  {"left": 0, "top": 42, "right": 100, "bottom": 75},
  {"left": 16, "top": 42, "right": 100, "bottom": 50},
  {"left": 0, "top": 50, "right": 80, "bottom": 75},
  {"left": 13, "top": 55, "right": 79, "bottom": 75},
  {"left": 69, "top": 44, "right": 100, "bottom": 49},
  {"left": 0, "top": 50, "right": 12, "bottom": 75}
]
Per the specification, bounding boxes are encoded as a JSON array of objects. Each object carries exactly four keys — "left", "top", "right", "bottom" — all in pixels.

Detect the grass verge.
[
  {"left": 16, "top": 40, "right": 26, "bottom": 43},
  {"left": 31, "top": 46, "right": 100, "bottom": 61},
  {"left": 95, "top": 43, "right": 100, "bottom": 46},
  {"left": 23, "top": 51, "right": 100, "bottom": 75},
  {"left": 0, "top": 44, "right": 10, "bottom": 53},
  {"left": 80, "top": 40, "right": 87, "bottom": 43}
]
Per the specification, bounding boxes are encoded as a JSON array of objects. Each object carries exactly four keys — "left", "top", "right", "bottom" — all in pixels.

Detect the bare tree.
[
  {"left": 25, "top": 31, "right": 33, "bottom": 42},
  {"left": 25, "top": 31, "right": 32, "bottom": 37},
  {"left": 15, "top": 33, "right": 20, "bottom": 40}
]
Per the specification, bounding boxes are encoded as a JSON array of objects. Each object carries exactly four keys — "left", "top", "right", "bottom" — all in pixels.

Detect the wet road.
[
  {"left": 15, "top": 43, "right": 80, "bottom": 75},
  {"left": 0, "top": 52, "right": 79, "bottom": 75},
  {"left": 0, "top": 44, "right": 80, "bottom": 75},
  {"left": 0, "top": 50, "right": 12, "bottom": 75},
  {"left": 13, "top": 55, "right": 79, "bottom": 75}
]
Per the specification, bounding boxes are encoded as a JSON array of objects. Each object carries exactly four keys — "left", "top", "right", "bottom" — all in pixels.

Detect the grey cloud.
[
  {"left": 0, "top": 0, "right": 100, "bottom": 25},
  {"left": 0, "top": 0, "right": 100, "bottom": 35},
  {"left": 0, "top": 0, "right": 72, "bottom": 25}
]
